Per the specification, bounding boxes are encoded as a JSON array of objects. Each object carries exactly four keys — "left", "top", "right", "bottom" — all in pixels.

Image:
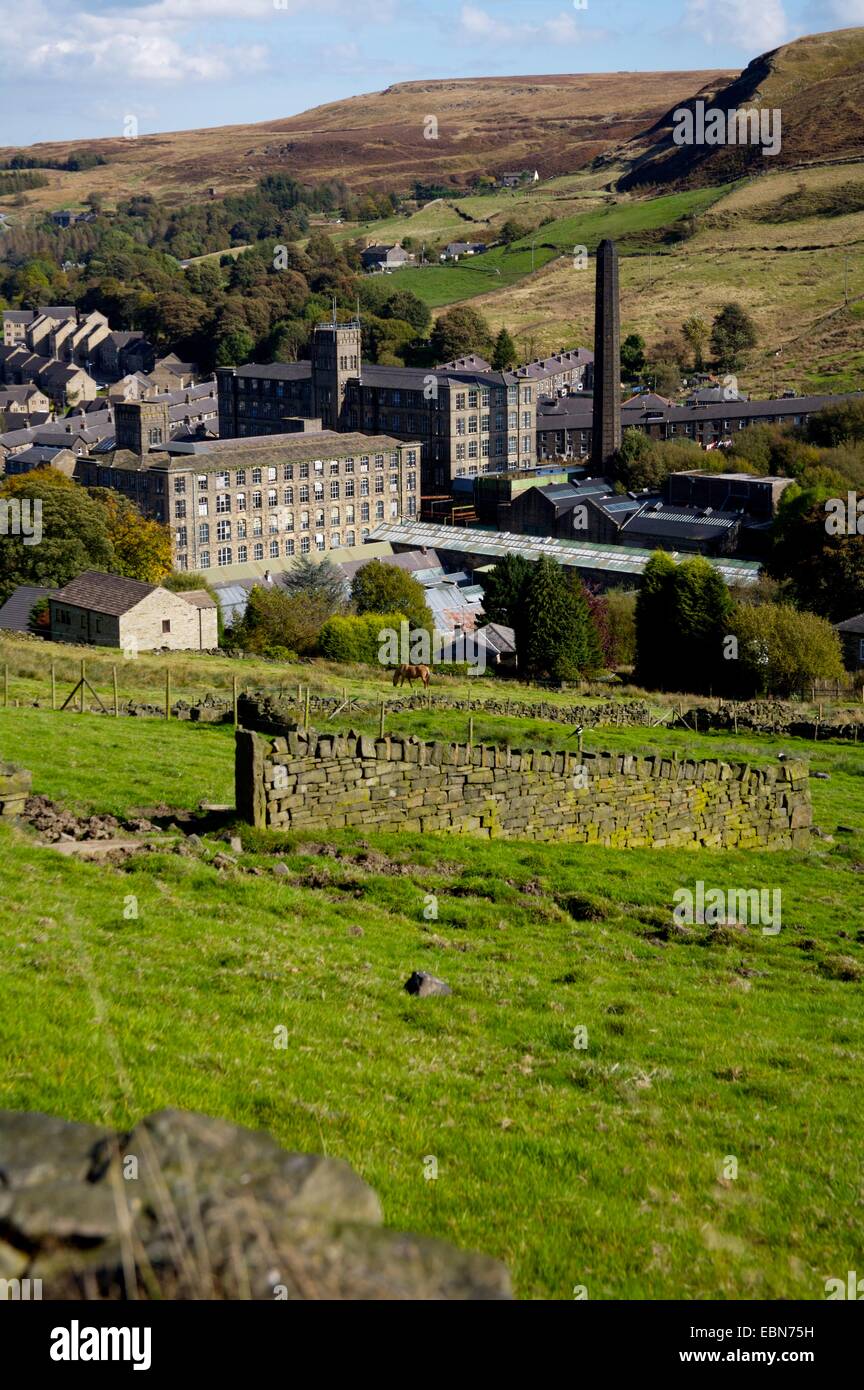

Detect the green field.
[
  {"left": 1, "top": 690, "right": 863, "bottom": 1300},
  {"left": 366, "top": 186, "right": 734, "bottom": 310}
]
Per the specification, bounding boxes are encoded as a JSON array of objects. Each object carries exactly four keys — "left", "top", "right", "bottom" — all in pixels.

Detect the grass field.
[{"left": 1, "top": 695, "right": 862, "bottom": 1300}]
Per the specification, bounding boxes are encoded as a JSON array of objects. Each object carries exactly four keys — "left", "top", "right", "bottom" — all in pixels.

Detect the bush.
[
  {"left": 317, "top": 611, "right": 407, "bottom": 666},
  {"left": 728, "top": 602, "right": 845, "bottom": 697}
]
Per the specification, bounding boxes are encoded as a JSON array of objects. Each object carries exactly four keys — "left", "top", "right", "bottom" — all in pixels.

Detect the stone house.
[
  {"left": 835, "top": 613, "right": 864, "bottom": 671},
  {"left": 360, "top": 244, "right": 414, "bottom": 272},
  {"left": 49, "top": 571, "right": 218, "bottom": 651}
]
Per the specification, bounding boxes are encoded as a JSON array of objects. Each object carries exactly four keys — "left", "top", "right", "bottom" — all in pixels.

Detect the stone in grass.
[
  {"left": 229, "top": 836, "right": 243, "bottom": 854},
  {"left": 404, "top": 971, "right": 452, "bottom": 997},
  {"left": 273, "top": 862, "right": 291, "bottom": 877},
  {"left": 347, "top": 925, "right": 364, "bottom": 938}
]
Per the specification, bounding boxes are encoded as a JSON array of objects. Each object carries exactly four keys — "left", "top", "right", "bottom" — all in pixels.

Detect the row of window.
[
  {"left": 177, "top": 453, "right": 406, "bottom": 492},
  {"left": 194, "top": 532, "right": 372, "bottom": 568},
  {"left": 178, "top": 473, "right": 409, "bottom": 518},
  {"left": 186, "top": 500, "right": 395, "bottom": 545}
]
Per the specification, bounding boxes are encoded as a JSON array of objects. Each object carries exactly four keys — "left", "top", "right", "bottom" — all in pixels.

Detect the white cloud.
[
  {"left": 815, "top": 0, "right": 864, "bottom": 20},
  {"left": 458, "top": 4, "right": 604, "bottom": 46},
  {"left": 681, "top": 0, "right": 789, "bottom": 51}
]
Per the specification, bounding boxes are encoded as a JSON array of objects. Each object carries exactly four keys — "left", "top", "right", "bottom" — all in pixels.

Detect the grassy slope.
[
  {"left": 1, "top": 702, "right": 863, "bottom": 1300},
  {"left": 465, "top": 162, "right": 864, "bottom": 394}
]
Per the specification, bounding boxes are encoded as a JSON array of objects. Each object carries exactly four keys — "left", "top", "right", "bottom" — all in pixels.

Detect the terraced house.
[
  {"left": 72, "top": 400, "right": 419, "bottom": 575},
  {"left": 216, "top": 319, "right": 539, "bottom": 491}
]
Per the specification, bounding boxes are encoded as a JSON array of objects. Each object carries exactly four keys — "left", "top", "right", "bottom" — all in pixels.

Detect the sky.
[{"left": 1, "top": 0, "right": 861, "bottom": 146}]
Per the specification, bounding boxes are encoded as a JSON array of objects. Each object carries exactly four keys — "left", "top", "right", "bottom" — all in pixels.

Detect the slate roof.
[
  {"left": 178, "top": 589, "right": 217, "bottom": 610},
  {"left": 836, "top": 613, "right": 864, "bottom": 635},
  {"left": 52, "top": 570, "right": 158, "bottom": 617},
  {"left": 621, "top": 505, "right": 741, "bottom": 542},
  {"left": 0, "top": 584, "right": 57, "bottom": 632}
]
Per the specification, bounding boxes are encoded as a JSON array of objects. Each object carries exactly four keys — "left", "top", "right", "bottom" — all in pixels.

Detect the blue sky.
[{"left": 1, "top": 0, "right": 861, "bottom": 146}]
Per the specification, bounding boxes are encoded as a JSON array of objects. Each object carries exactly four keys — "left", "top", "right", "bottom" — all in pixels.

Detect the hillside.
[
  {"left": 619, "top": 26, "right": 864, "bottom": 191},
  {"left": 0, "top": 71, "right": 731, "bottom": 213}
]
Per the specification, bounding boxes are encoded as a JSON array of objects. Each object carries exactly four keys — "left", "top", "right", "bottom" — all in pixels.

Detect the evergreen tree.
[
  {"left": 634, "top": 551, "right": 678, "bottom": 690},
  {"left": 491, "top": 327, "right": 518, "bottom": 370},
  {"left": 519, "top": 557, "right": 598, "bottom": 682},
  {"left": 481, "top": 553, "right": 532, "bottom": 627}
]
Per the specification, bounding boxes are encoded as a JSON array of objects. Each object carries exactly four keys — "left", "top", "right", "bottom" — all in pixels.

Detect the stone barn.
[{"left": 49, "top": 570, "right": 218, "bottom": 652}]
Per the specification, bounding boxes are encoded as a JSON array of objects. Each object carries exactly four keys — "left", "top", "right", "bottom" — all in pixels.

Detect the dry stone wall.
[{"left": 235, "top": 713, "right": 812, "bottom": 851}]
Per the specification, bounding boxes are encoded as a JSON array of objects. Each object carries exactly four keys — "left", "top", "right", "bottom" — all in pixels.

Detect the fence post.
[
  {"left": 232, "top": 675, "right": 238, "bottom": 728},
  {"left": 304, "top": 686, "right": 311, "bottom": 731},
  {"left": 379, "top": 696, "right": 386, "bottom": 739},
  {"left": 79, "top": 660, "right": 85, "bottom": 714},
  {"left": 112, "top": 665, "right": 118, "bottom": 717},
  {"left": 51, "top": 662, "right": 56, "bottom": 711},
  {"left": 468, "top": 715, "right": 474, "bottom": 749},
  {"left": 165, "top": 669, "right": 171, "bottom": 721}
]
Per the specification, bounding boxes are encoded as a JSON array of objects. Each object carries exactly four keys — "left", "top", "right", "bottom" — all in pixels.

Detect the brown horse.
[{"left": 393, "top": 663, "right": 431, "bottom": 689}]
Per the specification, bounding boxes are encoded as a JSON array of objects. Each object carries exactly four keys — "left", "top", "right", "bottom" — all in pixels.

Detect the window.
[
  {"left": 198, "top": 523, "right": 210, "bottom": 543},
  {"left": 237, "top": 545, "right": 248, "bottom": 563},
  {"left": 375, "top": 501, "right": 384, "bottom": 519},
  {"left": 174, "top": 477, "right": 186, "bottom": 494},
  {"left": 282, "top": 464, "right": 293, "bottom": 481},
  {"left": 200, "top": 550, "right": 211, "bottom": 568},
  {"left": 330, "top": 460, "right": 340, "bottom": 476},
  {"left": 251, "top": 468, "right": 262, "bottom": 484},
  {"left": 253, "top": 516, "right": 263, "bottom": 536},
  {"left": 284, "top": 512, "right": 294, "bottom": 531},
  {"left": 315, "top": 534, "right": 325, "bottom": 552},
  {"left": 330, "top": 508, "right": 340, "bottom": 526},
  {"left": 217, "top": 519, "right": 231, "bottom": 542},
  {"left": 508, "top": 436, "right": 517, "bottom": 453},
  {"left": 253, "top": 543, "right": 264, "bottom": 561},
  {"left": 345, "top": 479, "right": 355, "bottom": 498},
  {"left": 407, "top": 473, "right": 416, "bottom": 491},
  {"left": 331, "top": 532, "right": 341, "bottom": 548},
  {"left": 217, "top": 547, "right": 232, "bottom": 567},
  {"left": 216, "top": 493, "right": 231, "bottom": 513},
  {"left": 269, "top": 540, "right": 279, "bottom": 558},
  {"left": 284, "top": 487, "right": 294, "bottom": 505},
  {"left": 252, "top": 490, "right": 262, "bottom": 509},
  {"left": 375, "top": 475, "right": 384, "bottom": 494},
  {"left": 330, "top": 480, "right": 339, "bottom": 500},
  {"left": 174, "top": 499, "right": 187, "bottom": 519},
  {"left": 267, "top": 467, "right": 277, "bottom": 482},
  {"left": 269, "top": 514, "right": 279, "bottom": 534},
  {"left": 284, "top": 539, "right": 295, "bottom": 556},
  {"left": 456, "top": 418, "right": 466, "bottom": 436},
  {"left": 406, "top": 450, "right": 417, "bottom": 467},
  {"left": 455, "top": 393, "right": 465, "bottom": 409},
  {"left": 345, "top": 504, "right": 355, "bottom": 523},
  {"left": 300, "top": 536, "right": 310, "bottom": 554},
  {"left": 267, "top": 489, "right": 277, "bottom": 509},
  {"left": 161, "top": 619, "right": 171, "bottom": 633},
  {"left": 198, "top": 500, "right": 208, "bottom": 517},
  {"left": 299, "top": 484, "right": 309, "bottom": 503},
  {"left": 522, "top": 386, "right": 532, "bottom": 404},
  {"left": 235, "top": 469, "right": 246, "bottom": 485},
  {"left": 346, "top": 530, "right": 355, "bottom": 546},
  {"left": 314, "top": 481, "right": 324, "bottom": 500},
  {"left": 360, "top": 478, "right": 369, "bottom": 496},
  {"left": 300, "top": 462, "right": 309, "bottom": 479},
  {"left": 468, "top": 440, "right": 478, "bottom": 458},
  {"left": 176, "top": 526, "right": 187, "bottom": 547},
  {"left": 361, "top": 502, "right": 370, "bottom": 522},
  {"left": 301, "top": 511, "right": 310, "bottom": 530},
  {"left": 215, "top": 472, "right": 229, "bottom": 489},
  {"left": 237, "top": 520, "right": 247, "bottom": 539},
  {"left": 197, "top": 474, "right": 208, "bottom": 491},
  {"left": 344, "top": 457, "right": 354, "bottom": 473},
  {"left": 235, "top": 493, "right": 246, "bottom": 511}
]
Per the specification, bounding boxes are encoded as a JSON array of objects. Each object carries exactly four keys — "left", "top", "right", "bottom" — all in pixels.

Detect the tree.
[
  {"left": 605, "top": 589, "right": 637, "bottom": 667},
  {"left": 232, "top": 585, "right": 330, "bottom": 656},
  {"left": 382, "top": 290, "right": 431, "bottom": 336},
  {"left": 428, "top": 305, "right": 493, "bottom": 363},
  {"left": 805, "top": 400, "right": 864, "bottom": 448},
  {"left": 491, "top": 327, "right": 518, "bottom": 370},
  {"left": 481, "top": 553, "right": 532, "bottom": 628},
  {"left": 0, "top": 473, "right": 113, "bottom": 601},
  {"left": 351, "top": 559, "right": 432, "bottom": 632},
  {"left": 647, "top": 359, "right": 681, "bottom": 398},
  {"left": 280, "top": 553, "right": 346, "bottom": 614},
  {"left": 635, "top": 551, "right": 678, "bottom": 691},
  {"left": 710, "top": 303, "right": 757, "bottom": 371},
  {"left": 90, "top": 490, "right": 172, "bottom": 583},
  {"left": 728, "top": 603, "right": 845, "bottom": 696},
  {"left": 682, "top": 315, "right": 710, "bottom": 371},
  {"left": 769, "top": 485, "right": 864, "bottom": 621},
  {"left": 215, "top": 327, "right": 254, "bottom": 367},
  {"left": 498, "top": 218, "right": 528, "bottom": 245},
  {"left": 517, "top": 557, "right": 600, "bottom": 682},
  {"left": 621, "top": 332, "right": 646, "bottom": 377}
]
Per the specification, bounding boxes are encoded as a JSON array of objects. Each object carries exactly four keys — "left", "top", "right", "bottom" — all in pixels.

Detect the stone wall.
[
  {"left": 239, "top": 690, "right": 653, "bottom": 730},
  {"left": 235, "top": 717, "right": 812, "bottom": 850}
]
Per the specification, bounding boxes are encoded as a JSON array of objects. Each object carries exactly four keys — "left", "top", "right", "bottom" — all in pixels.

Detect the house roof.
[
  {"left": 621, "top": 504, "right": 742, "bottom": 542},
  {"left": 836, "top": 613, "right": 864, "bottom": 635},
  {"left": 0, "top": 584, "right": 57, "bottom": 632},
  {"left": 52, "top": 570, "right": 158, "bottom": 617},
  {"left": 177, "top": 589, "right": 217, "bottom": 610}
]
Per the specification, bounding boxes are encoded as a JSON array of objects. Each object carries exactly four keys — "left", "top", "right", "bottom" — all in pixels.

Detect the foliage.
[
  {"left": 317, "top": 611, "right": 406, "bottom": 665},
  {"left": 604, "top": 589, "right": 637, "bottom": 667},
  {"left": 480, "top": 554, "right": 532, "bottom": 629},
  {"left": 232, "top": 584, "right": 331, "bottom": 657},
  {"left": 0, "top": 472, "right": 109, "bottom": 601},
  {"left": 351, "top": 560, "right": 432, "bottom": 632},
  {"left": 805, "top": 400, "right": 864, "bottom": 449},
  {"left": 516, "top": 556, "right": 602, "bottom": 681},
  {"left": 88, "top": 489, "right": 172, "bottom": 584},
  {"left": 281, "top": 553, "right": 346, "bottom": 615},
  {"left": 710, "top": 302, "right": 758, "bottom": 371},
  {"left": 769, "top": 485, "right": 864, "bottom": 621},
  {"left": 621, "top": 332, "right": 646, "bottom": 377},
  {"left": 728, "top": 602, "right": 845, "bottom": 697},
  {"left": 491, "top": 326, "right": 518, "bottom": 370},
  {"left": 613, "top": 430, "right": 702, "bottom": 492},
  {"left": 636, "top": 552, "right": 732, "bottom": 694},
  {"left": 428, "top": 305, "right": 493, "bottom": 363}
]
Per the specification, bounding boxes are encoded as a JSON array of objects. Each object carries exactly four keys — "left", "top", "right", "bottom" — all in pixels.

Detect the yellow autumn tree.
[{"left": 91, "top": 489, "right": 172, "bottom": 584}]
